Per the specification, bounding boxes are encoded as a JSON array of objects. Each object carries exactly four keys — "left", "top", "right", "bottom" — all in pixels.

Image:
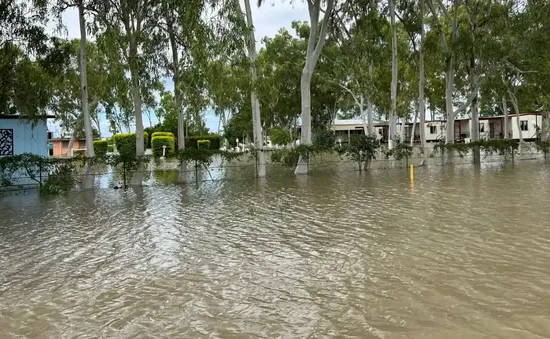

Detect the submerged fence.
[{"left": 1, "top": 141, "right": 548, "bottom": 195}]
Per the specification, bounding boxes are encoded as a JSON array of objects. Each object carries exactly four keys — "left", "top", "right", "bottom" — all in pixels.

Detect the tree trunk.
[
  {"left": 367, "top": 62, "right": 374, "bottom": 136},
  {"left": 470, "top": 60, "right": 480, "bottom": 164},
  {"left": 129, "top": 34, "right": 144, "bottom": 156},
  {"left": 243, "top": 0, "right": 266, "bottom": 177},
  {"left": 389, "top": 0, "right": 398, "bottom": 150},
  {"left": 410, "top": 110, "right": 418, "bottom": 146},
  {"left": 502, "top": 96, "right": 508, "bottom": 139},
  {"left": 418, "top": 0, "right": 426, "bottom": 150},
  {"left": 68, "top": 116, "right": 84, "bottom": 157},
  {"left": 78, "top": 1, "right": 94, "bottom": 158},
  {"left": 164, "top": 0, "right": 185, "bottom": 151},
  {"left": 509, "top": 90, "right": 523, "bottom": 155},
  {"left": 445, "top": 56, "right": 455, "bottom": 145},
  {"left": 360, "top": 94, "right": 368, "bottom": 136},
  {"left": 295, "top": 0, "right": 334, "bottom": 175}
]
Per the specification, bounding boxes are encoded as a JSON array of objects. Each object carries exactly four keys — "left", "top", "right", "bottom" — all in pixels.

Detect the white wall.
[
  {"left": 510, "top": 115, "right": 539, "bottom": 140},
  {"left": 0, "top": 119, "right": 49, "bottom": 157}
]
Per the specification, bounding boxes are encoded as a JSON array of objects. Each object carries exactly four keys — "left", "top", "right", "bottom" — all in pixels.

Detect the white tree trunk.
[
  {"left": 502, "top": 96, "right": 508, "bottom": 139},
  {"left": 78, "top": 1, "right": 94, "bottom": 158},
  {"left": 360, "top": 94, "right": 368, "bottom": 135},
  {"left": 129, "top": 34, "right": 144, "bottom": 156},
  {"left": 164, "top": 1, "right": 185, "bottom": 151},
  {"left": 243, "top": 0, "right": 266, "bottom": 177},
  {"left": 389, "top": 0, "right": 398, "bottom": 150},
  {"left": 509, "top": 90, "right": 523, "bottom": 154},
  {"left": 68, "top": 132, "right": 77, "bottom": 158},
  {"left": 445, "top": 56, "right": 455, "bottom": 145},
  {"left": 295, "top": 0, "right": 334, "bottom": 174},
  {"left": 410, "top": 111, "right": 418, "bottom": 146},
  {"left": 367, "top": 62, "right": 375, "bottom": 136},
  {"left": 418, "top": 0, "right": 426, "bottom": 150},
  {"left": 470, "top": 63, "right": 480, "bottom": 164}
]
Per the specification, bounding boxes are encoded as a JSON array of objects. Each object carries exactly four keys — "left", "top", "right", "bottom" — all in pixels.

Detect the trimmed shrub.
[
  {"left": 185, "top": 135, "right": 221, "bottom": 150},
  {"left": 151, "top": 136, "right": 175, "bottom": 157},
  {"left": 152, "top": 131, "right": 175, "bottom": 138},
  {"left": 197, "top": 140, "right": 211, "bottom": 150},
  {"left": 107, "top": 144, "right": 115, "bottom": 153},
  {"left": 93, "top": 140, "right": 109, "bottom": 158},
  {"left": 113, "top": 132, "right": 149, "bottom": 157}
]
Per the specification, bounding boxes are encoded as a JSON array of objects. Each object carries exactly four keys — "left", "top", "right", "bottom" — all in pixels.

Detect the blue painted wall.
[{"left": 0, "top": 119, "right": 48, "bottom": 157}]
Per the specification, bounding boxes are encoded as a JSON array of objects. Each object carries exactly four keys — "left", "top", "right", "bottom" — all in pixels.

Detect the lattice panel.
[{"left": 0, "top": 129, "right": 14, "bottom": 156}]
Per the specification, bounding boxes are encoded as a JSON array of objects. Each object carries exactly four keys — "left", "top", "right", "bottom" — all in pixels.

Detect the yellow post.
[{"left": 409, "top": 164, "right": 414, "bottom": 181}]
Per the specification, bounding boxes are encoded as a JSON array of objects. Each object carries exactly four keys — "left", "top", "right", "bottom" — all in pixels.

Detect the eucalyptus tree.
[
  {"left": 92, "top": 0, "right": 164, "bottom": 156},
  {"left": 159, "top": 0, "right": 211, "bottom": 151},
  {"left": 0, "top": 0, "right": 52, "bottom": 116},
  {"left": 335, "top": 0, "right": 388, "bottom": 137},
  {"left": 295, "top": 0, "right": 336, "bottom": 175},
  {"left": 241, "top": 0, "right": 266, "bottom": 176}
]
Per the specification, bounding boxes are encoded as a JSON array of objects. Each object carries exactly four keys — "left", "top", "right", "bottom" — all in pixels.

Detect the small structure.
[
  {"left": 48, "top": 137, "right": 96, "bottom": 157},
  {"left": 0, "top": 115, "right": 53, "bottom": 157},
  {"left": 0, "top": 115, "right": 54, "bottom": 188}
]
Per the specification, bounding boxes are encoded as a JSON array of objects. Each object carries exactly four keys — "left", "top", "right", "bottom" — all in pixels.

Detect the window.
[
  {"left": 430, "top": 125, "right": 437, "bottom": 134},
  {"left": 520, "top": 120, "right": 528, "bottom": 131},
  {"left": 0, "top": 129, "right": 14, "bottom": 156},
  {"left": 47, "top": 132, "right": 53, "bottom": 140},
  {"left": 479, "top": 123, "right": 485, "bottom": 133}
]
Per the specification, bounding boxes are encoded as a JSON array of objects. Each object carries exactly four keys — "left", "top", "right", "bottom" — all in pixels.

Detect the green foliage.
[
  {"left": 0, "top": 154, "right": 76, "bottom": 194},
  {"left": 151, "top": 131, "right": 174, "bottom": 138},
  {"left": 93, "top": 140, "right": 109, "bottom": 158},
  {"left": 177, "top": 147, "right": 215, "bottom": 168},
  {"left": 197, "top": 140, "right": 211, "bottom": 150},
  {"left": 186, "top": 135, "right": 221, "bottom": 150},
  {"left": 113, "top": 132, "right": 149, "bottom": 157},
  {"left": 312, "top": 130, "right": 336, "bottom": 151},
  {"left": 104, "top": 154, "right": 150, "bottom": 188},
  {"left": 337, "top": 135, "right": 380, "bottom": 171},
  {"left": 433, "top": 140, "right": 518, "bottom": 161},
  {"left": 269, "top": 128, "right": 292, "bottom": 146},
  {"left": 151, "top": 136, "right": 175, "bottom": 158},
  {"left": 385, "top": 143, "right": 414, "bottom": 161}
]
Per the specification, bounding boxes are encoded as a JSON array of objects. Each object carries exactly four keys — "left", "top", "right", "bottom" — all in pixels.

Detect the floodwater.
[{"left": 2, "top": 162, "right": 550, "bottom": 338}]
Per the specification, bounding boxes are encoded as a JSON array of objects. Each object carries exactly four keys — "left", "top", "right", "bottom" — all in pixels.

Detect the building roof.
[
  {"left": 0, "top": 114, "right": 56, "bottom": 120},
  {"left": 333, "top": 119, "right": 384, "bottom": 125}
]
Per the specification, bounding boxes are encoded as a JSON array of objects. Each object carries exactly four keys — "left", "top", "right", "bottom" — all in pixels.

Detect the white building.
[{"left": 329, "top": 113, "right": 543, "bottom": 143}]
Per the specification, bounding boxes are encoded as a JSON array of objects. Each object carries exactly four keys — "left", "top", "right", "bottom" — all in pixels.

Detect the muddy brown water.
[{"left": 1, "top": 162, "right": 550, "bottom": 338}]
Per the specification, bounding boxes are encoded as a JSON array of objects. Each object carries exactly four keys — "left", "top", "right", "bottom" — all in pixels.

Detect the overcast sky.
[{"left": 49, "top": 2, "right": 309, "bottom": 137}]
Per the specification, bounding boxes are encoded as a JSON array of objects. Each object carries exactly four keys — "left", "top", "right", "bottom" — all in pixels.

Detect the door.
[{"left": 489, "top": 122, "right": 495, "bottom": 139}]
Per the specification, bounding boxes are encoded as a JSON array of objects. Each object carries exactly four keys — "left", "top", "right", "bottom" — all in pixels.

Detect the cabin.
[
  {"left": 48, "top": 137, "right": 96, "bottom": 157},
  {"left": 0, "top": 115, "right": 53, "bottom": 157},
  {"left": 331, "top": 112, "right": 543, "bottom": 144},
  {"left": 0, "top": 115, "right": 54, "bottom": 188}
]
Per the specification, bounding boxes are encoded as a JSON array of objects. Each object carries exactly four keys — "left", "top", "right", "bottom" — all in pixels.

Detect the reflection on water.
[{"left": 2, "top": 163, "right": 550, "bottom": 338}]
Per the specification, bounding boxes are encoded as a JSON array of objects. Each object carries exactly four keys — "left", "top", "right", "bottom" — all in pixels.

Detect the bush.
[
  {"left": 113, "top": 132, "right": 149, "bottom": 157},
  {"left": 197, "top": 140, "right": 210, "bottom": 150},
  {"left": 151, "top": 136, "right": 175, "bottom": 157},
  {"left": 152, "top": 131, "right": 174, "bottom": 138},
  {"left": 107, "top": 144, "right": 115, "bottom": 153},
  {"left": 269, "top": 128, "right": 292, "bottom": 146},
  {"left": 185, "top": 135, "right": 221, "bottom": 150},
  {"left": 93, "top": 140, "right": 109, "bottom": 158},
  {"left": 313, "top": 130, "right": 336, "bottom": 151}
]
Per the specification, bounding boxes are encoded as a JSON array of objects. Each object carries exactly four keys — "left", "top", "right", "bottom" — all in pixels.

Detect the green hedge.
[
  {"left": 152, "top": 131, "right": 174, "bottom": 138},
  {"left": 151, "top": 136, "right": 175, "bottom": 157},
  {"left": 197, "top": 140, "right": 211, "bottom": 150},
  {"left": 113, "top": 132, "right": 149, "bottom": 157},
  {"left": 185, "top": 135, "right": 221, "bottom": 150},
  {"left": 93, "top": 140, "right": 109, "bottom": 158}
]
